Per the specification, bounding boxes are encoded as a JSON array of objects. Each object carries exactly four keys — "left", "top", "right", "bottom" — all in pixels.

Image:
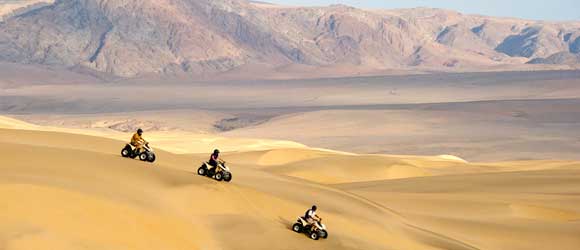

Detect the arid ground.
[
  {"left": 1, "top": 68, "right": 580, "bottom": 249},
  {"left": 2, "top": 0, "right": 580, "bottom": 248}
]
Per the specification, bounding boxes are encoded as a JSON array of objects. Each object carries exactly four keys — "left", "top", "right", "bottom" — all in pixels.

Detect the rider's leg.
[
  {"left": 306, "top": 218, "right": 316, "bottom": 231},
  {"left": 208, "top": 159, "right": 218, "bottom": 170},
  {"left": 135, "top": 144, "right": 143, "bottom": 154}
]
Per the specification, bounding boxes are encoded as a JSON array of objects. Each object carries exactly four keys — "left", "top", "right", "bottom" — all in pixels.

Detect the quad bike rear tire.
[
  {"left": 207, "top": 168, "right": 216, "bottom": 177},
  {"left": 215, "top": 172, "right": 224, "bottom": 181},
  {"left": 223, "top": 172, "right": 232, "bottom": 182},
  {"left": 292, "top": 223, "right": 302, "bottom": 233},
  {"left": 197, "top": 166, "right": 207, "bottom": 176},
  {"left": 121, "top": 147, "right": 131, "bottom": 158}
]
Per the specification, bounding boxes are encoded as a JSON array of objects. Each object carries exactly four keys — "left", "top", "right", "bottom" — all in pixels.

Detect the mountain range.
[{"left": 0, "top": 0, "right": 579, "bottom": 77}]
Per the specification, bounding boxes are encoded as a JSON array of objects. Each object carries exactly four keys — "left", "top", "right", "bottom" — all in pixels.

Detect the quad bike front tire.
[
  {"left": 197, "top": 165, "right": 207, "bottom": 176},
  {"left": 320, "top": 230, "right": 328, "bottom": 239},
  {"left": 292, "top": 223, "right": 302, "bottom": 233},
  {"left": 147, "top": 153, "right": 156, "bottom": 163},
  {"left": 214, "top": 172, "right": 224, "bottom": 181},
  {"left": 223, "top": 172, "right": 232, "bottom": 182},
  {"left": 310, "top": 231, "right": 320, "bottom": 240}
]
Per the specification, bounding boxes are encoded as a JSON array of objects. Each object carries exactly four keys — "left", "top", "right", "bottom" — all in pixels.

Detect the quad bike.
[
  {"left": 121, "top": 143, "right": 156, "bottom": 163},
  {"left": 197, "top": 160, "right": 232, "bottom": 182},
  {"left": 292, "top": 217, "right": 328, "bottom": 240}
]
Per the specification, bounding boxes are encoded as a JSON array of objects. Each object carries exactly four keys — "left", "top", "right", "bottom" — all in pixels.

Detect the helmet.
[
  {"left": 312, "top": 205, "right": 317, "bottom": 211},
  {"left": 137, "top": 128, "right": 143, "bottom": 134},
  {"left": 213, "top": 149, "right": 220, "bottom": 154}
]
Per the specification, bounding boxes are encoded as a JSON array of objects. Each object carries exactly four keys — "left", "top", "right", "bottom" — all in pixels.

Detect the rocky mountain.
[
  {"left": 528, "top": 51, "right": 580, "bottom": 65},
  {"left": 0, "top": 0, "right": 579, "bottom": 77},
  {"left": 0, "top": 0, "right": 53, "bottom": 21}
]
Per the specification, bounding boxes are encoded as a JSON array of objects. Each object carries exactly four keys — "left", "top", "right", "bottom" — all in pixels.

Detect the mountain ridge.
[{"left": 0, "top": 0, "right": 579, "bottom": 77}]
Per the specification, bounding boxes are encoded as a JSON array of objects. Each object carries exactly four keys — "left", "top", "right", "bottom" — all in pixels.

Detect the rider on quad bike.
[
  {"left": 305, "top": 205, "right": 321, "bottom": 227},
  {"left": 292, "top": 205, "right": 328, "bottom": 240},
  {"left": 131, "top": 128, "right": 147, "bottom": 154},
  {"left": 208, "top": 149, "right": 221, "bottom": 171},
  {"left": 121, "top": 128, "right": 156, "bottom": 163},
  {"left": 197, "top": 149, "right": 233, "bottom": 182}
]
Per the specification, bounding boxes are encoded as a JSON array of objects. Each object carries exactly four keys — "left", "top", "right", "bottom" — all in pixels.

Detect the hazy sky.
[{"left": 263, "top": 0, "right": 580, "bottom": 21}]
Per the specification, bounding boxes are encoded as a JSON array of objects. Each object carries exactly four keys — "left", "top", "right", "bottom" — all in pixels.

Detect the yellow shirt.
[{"left": 131, "top": 133, "right": 145, "bottom": 146}]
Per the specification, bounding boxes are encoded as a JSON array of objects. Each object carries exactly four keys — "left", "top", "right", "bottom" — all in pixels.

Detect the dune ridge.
[{"left": 0, "top": 116, "right": 306, "bottom": 154}]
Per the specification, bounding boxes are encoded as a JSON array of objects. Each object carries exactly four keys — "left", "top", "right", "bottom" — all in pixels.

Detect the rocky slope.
[
  {"left": 0, "top": 0, "right": 579, "bottom": 77},
  {"left": 0, "top": 0, "right": 53, "bottom": 21}
]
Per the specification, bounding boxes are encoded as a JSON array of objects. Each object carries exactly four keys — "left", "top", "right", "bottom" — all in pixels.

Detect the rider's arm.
[{"left": 138, "top": 135, "right": 147, "bottom": 144}]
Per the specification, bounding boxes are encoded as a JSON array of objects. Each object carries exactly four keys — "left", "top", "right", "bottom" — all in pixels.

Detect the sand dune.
[
  {"left": 1, "top": 116, "right": 579, "bottom": 250},
  {"left": 336, "top": 169, "right": 580, "bottom": 250},
  {"left": 240, "top": 149, "right": 579, "bottom": 184},
  {"left": 510, "top": 204, "right": 580, "bottom": 222},
  {"left": 0, "top": 126, "right": 479, "bottom": 250}
]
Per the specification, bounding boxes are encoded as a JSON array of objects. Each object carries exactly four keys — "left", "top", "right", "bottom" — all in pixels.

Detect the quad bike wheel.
[
  {"left": 197, "top": 166, "right": 207, "bottom": 176},
  {"left": 121, "top": 147, "right": 131, "bottom": 158},
  {"left": 207, "top": 168, "right": 216, "bottom": 177},
  {"left": 292, "top": 223, "right": 302, "bottom": 233},
  {"left": 320, "top": 230, "right": 328, "bottom": 239},
  {"left": 139, "top": 152, "right": 149, "bottom": 161},
  {"left": 223, "top": 172, "right": 232, "bottom": 182},
  {"left": 310, "top": 231, "right": 320, "bottom": 240},
  {"left": 147, "top": 153, "right": 156, "bottom": 163},
  {"left": 215, "top": 172, "right": 224, "bottom": 181}
]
